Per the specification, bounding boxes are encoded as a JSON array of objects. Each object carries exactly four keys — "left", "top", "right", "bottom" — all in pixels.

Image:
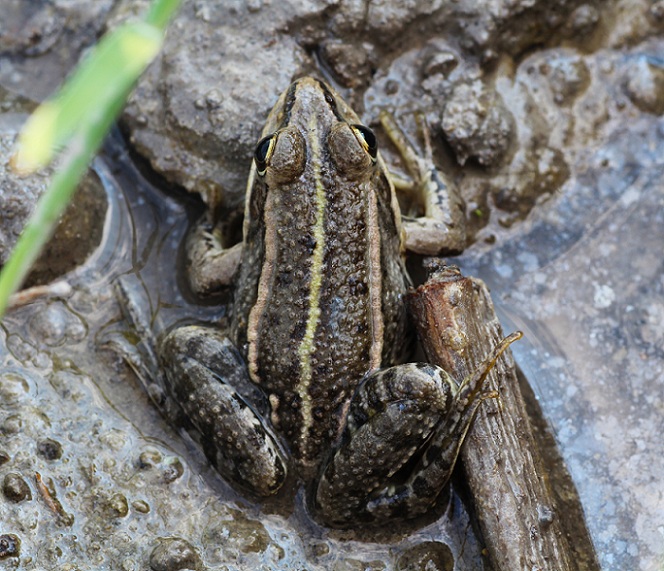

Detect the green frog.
[{"left": 145, "top": 77, "right": 519, "bottom": 528}]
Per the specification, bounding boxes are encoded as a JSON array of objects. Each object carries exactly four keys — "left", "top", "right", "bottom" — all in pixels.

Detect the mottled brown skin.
[
  {"left": 156, "top": 78, "right": 517, "bottom": 527},
  {"left": 231, "top": 79, "right": 411, "bottom": 471}
]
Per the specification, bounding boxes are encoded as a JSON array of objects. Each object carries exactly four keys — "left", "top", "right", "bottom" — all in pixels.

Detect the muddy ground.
[{"left": 1, "top": 1, "right": 663, "bottom": 569}]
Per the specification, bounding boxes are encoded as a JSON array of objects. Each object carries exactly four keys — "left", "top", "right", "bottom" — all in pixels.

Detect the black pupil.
[
  {"left": 255, "top": 136, "right": 273, "bottom": 166},
  {"left": 353, "top": 125, "right": 377, "bottom": 156}
]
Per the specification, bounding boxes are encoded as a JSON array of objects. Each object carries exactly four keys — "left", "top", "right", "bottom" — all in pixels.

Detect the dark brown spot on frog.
[
  {"left": 276, "top": 269, "right": 293, "bottom": 286},
  {"left": 284, "top": 390, "right": 300, "bottom": 410},
  {"left": 250, "top": 183, "right": 267, "bottom": 220},
  {"left": 231, "top": 393, "right": 249, "bottom": 411},
  {"left": 354, "top": 322, "right": 368, "bottom": 335},
  {"left": 277, "top": 82, "right": 299, "bottom": 131},
  {"left": 300, "top": 233, "right": 317, "bottom": 254},
  {"left": 424, "top": 444, "right": 442, "bottom": 466},
  {"left": 289, "top": 320, "right": 306, "bottom": 341},
  {"left": 314, "top": 78, "right": 344, "bottom": 122},
  {"left": 411, "top": 475, "right": 431, "bottom": 497},
  {"left": 265, "top": 312, "right": 281, "bottom": 327},
  {"left": 348, "top": 276, "right": 367, "bottom": 295},
  {"left": 315, "top": 363, "right": 331, "bottom": 376}
]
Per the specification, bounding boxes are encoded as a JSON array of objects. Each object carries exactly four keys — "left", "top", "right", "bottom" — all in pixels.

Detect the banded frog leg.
[{"left": 379, "top": 111, "right": 467, "bottom": 256}]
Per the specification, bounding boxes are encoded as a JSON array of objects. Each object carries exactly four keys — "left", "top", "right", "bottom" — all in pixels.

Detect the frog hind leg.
[
  {"left": 314, "top": 332, "right": 521, "bottom": 527},
  {"left": 159, "top": 325, "right": 288, "bottom": 497}
]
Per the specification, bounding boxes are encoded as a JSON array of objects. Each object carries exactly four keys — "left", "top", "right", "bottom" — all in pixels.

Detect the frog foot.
[
  {"left": 108, "top": 275, "right": 174, "bottom": 416},
  {"left": 379, "top": 111, "right": 467, "bottom": 256}
]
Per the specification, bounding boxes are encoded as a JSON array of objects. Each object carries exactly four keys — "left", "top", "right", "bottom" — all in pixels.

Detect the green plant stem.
[
  {"left": 0, "top": 0, "right": 182, "bottom": 318},
  {"left": 0, "top": 95, "right": 127, "bottom": 316}
]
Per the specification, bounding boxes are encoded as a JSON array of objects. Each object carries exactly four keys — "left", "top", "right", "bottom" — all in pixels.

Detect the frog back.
[{"left": 231, "top": 78, "right": 412, "bottom": 465}]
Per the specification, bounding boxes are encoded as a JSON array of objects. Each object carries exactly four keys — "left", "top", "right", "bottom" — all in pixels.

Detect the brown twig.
[
  {"left": 35, "top": 472, "right": 75, "bottom": 526},
  {"left": 406, "top": 262, "right": 598, "bottom": 571}
]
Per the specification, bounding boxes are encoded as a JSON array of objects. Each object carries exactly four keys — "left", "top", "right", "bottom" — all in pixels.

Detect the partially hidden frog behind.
[{"left": 145, "top": 77, "right": 519, "bottom": 528}]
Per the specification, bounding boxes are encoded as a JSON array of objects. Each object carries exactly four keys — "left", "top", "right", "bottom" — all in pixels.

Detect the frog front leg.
[
  {"left": 379, "top": 111, "right": 467, "bottom": 256},
  {"left": 185, "top": 212, "right": 242, "bottom": 297},
  {"left": 159, "top": 325, "right": 288, "bottom": 497},
  {"left": 314, "top": 332, "right": 521, "bottom": 527}
]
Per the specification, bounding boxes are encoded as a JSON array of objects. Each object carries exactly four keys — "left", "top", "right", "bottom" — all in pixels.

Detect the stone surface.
[{"left": 0, "top": 1, "right": 662, "bottom": 570}]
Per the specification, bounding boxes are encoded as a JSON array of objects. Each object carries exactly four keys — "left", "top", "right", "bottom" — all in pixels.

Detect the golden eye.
[
  {"left": 254, "top": 134, "right": 276, "bottom": 175},
  {"left": 351, "top": 124, "right": 377, "bottom": 160}
]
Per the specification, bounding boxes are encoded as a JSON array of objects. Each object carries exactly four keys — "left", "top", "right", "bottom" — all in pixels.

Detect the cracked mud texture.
[{"left": 1, "top": 0, "right": 663, "bottom": 570}]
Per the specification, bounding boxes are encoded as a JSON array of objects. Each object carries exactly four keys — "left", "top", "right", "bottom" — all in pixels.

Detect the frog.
[{"left": 133, "top": 77, "right": 520, "bottom": 528}]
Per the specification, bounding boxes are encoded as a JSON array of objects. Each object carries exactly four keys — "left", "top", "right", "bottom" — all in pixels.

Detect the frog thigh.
[
  {"left": 159, "top": 325, "right": 287, "bottom": 497},
  {"left": 314, "top": 363, "right": 457, "bottom": 527},
  {"left": 314, "top": 333, "right": 520, "bottom": 527}
]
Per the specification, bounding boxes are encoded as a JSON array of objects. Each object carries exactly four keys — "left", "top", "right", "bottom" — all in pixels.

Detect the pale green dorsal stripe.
[
  {"left": 296, "top": 113, "right": 328, "bottom": 441},
  {"left": 366, "top": 178, "right": 384, "bottom": 371}
]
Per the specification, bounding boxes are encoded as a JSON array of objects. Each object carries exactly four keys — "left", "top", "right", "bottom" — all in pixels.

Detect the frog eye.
[
  {"left": 254, "top": 134, "right": 276, "bottom": 175},
  {"left": 255, "top": 129, "right": 306, "bottom": 183},
  {"left": 351, "top": 124, "right": 377, "bottom": 161},
  {"left": 328, "top": 123, "right": 375, "bottom": 177}
]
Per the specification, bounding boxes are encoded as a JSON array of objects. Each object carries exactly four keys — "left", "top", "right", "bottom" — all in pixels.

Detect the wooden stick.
[{"left": 406, "top": 262, "right": 598, "bottom": 571}]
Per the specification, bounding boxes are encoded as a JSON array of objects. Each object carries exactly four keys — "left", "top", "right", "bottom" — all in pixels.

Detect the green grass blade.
[
  {"left": 14, "top": 22, "right": 162, "bottom": 173},
  {"left": 145, "top": 0, "right": 182, "bottom": 29},
  {"left": 0, "top": 0, "right": 181, "bottom": 317}
]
